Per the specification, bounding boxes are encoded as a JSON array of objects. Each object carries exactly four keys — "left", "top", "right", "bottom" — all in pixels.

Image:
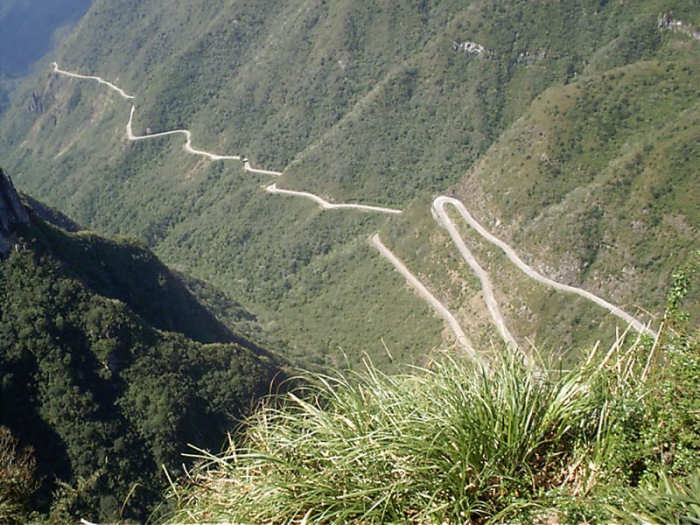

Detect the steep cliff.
[
  {"left": 0, "top": 177, "right": 284, "bottom": 521},
  {"left": 0, "top": 168, "right": 29, "bottom": 255},
  {"left": 1, "top": 0, "right": 697, "bottom": 365}
]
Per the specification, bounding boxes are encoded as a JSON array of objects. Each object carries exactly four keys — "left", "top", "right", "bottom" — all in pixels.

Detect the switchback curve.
[
  {"left": 433, "top": 197, "right": 654, "bottom": 337},
  {"left": 432, "top": 198, "right": 519, "bottom": 348},
  {"left": 51, "top": 62, "right": 655, "bottom": 348},
  {"left": 126, "top": 106, "right": 241, "bottom": 161}
]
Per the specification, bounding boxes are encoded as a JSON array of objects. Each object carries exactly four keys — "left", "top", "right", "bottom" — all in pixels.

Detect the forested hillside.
[
  {"left": 0, "top": 169, "right": 282, "bottom": 522},
  {"left": 0, "top": 0, "right": 697, "bottom": 366},
  {"left": 0, "top": 1, "right": 697, "bottom": 522},
  {"left": 381, "top": 53, "right": 699, "bottom": 353}
]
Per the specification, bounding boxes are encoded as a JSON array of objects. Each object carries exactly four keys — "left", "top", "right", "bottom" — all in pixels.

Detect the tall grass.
[
  {"left": 165, "top": 329, "right": 654, "bottom": 524},
  {"left": 158, "top": 254, "right": 699, "bottom": 524},
  {"left": 609, "top": 470, "right": 700, "bottom": 525}
]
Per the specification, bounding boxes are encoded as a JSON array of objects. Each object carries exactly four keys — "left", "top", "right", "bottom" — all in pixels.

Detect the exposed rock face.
[
  {"left": 452, "top": 40, "right": 486, "bottom": 55},
  {"left": 658, "top": 13, "right": 700, "bottom": 40},
  {"left": 0, "top": 168, "right": 29, "bottom": 255},
  {"left": 28, "top": 92, "right": 45, "bottom": 114}
]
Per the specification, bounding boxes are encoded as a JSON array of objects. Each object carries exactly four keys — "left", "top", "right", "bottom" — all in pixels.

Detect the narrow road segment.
[{"left": 52, "top": 62, "right": 655, "bottom": 348}]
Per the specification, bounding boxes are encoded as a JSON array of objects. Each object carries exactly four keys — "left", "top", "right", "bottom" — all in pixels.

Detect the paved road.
[
  {"left": 127, "top": 105, "right": 241, "bottom": 161},
  {"left": 52, "top": 62, "right": 135, "bottom": 100},
  {"left": 371, "top": 234, "right": 476, "bottom": 356},
  {"left": 244, "top": 161, "right": 282, "bottom": 177},
  {"left": 432, "top": 198, "right": 519, "bottom": 349}
]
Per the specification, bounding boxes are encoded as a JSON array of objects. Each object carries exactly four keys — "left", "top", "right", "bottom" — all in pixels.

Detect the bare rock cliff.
[{"left": 0, "top": 168, "right": 29, "bottom": 255}]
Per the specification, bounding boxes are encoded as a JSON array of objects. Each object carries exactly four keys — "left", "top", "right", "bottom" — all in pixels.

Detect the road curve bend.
[
  {"left": 52, "top": 62, "right": 654, "bottom": 343},
  {"left": 53, "top": 62, "right": 135, "bottom": 100},
  {"left": 432, "top": 198, "right": 519, "bottom": 349},
  {"left": 266, "top": 183, "right": 403, "bottom": 215},
  {"left": 371, "top": 234, "right": 476, "bottom": 357},
  {"left": 244, "top": 161, "right": 282, "bottom": 177},
  {"left": 433, "top": 196, "right": 654, "bottom": 337},
  {"left": 126, "top": 106, "right": 241, "bottom": 161}
]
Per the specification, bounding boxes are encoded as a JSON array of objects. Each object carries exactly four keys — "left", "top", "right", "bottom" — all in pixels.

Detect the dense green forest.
[
  {"left": 0, "top": 169, "right": 283, "bottom": 522},
  {"left": 0, "top": 0, "right": 696, "bottom": 366}
]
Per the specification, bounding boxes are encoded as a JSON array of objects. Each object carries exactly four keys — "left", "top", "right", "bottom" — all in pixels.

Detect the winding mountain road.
[
  {"left": 265, "top": 183, "right": 402, "bottom": 215},
  {"left": 51, "top": 62, "right": 655, "bottom": 351},
  {"left": 433, "top": 197, "right": 655, "bottom": 337},
  {"left": 52, "top": 62, "right": 135, "bottom": 100},
  {"left": 127, "top": 105, "right": 241, "bottom": 161},
  {"left": 371, "top": 234, "right": 476, "bottom": 356},
  {"left": 244, "top": 161, "right": 282, "bottom": 177},
  {"left": 432, "top": 198, "right": 519, "bottom": 348}
]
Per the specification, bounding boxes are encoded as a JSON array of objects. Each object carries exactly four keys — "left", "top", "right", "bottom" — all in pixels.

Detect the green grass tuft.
[{"left": 165, "top": 333, "right": 666, "bottom": 523}]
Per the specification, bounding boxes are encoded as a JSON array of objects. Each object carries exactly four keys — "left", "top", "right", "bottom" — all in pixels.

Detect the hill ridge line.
[{"left": 51, "top": 63, "right": 655, "bottom": 347}]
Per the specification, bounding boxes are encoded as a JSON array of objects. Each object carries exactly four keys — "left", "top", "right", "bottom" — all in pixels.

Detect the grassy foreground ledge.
[{"left": 165, "top": 265, "right": 698, "bottom": 524}]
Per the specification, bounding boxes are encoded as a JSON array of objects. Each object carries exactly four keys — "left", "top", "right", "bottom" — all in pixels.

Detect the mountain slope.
[
  {"left": 0, "top": 169, "right": 282, "bottom": 522},
  {"left": 0, "top": 0, "right": 93, "bottom": 78},
  {"left": 0, "top": 0, "right": 94, "bottom": 116},
  {"left": 381, "top": 52, "right": 699, "bottom": 352},
  {"left": 0, "top": 0, "right": 697, "bottom": 365}
]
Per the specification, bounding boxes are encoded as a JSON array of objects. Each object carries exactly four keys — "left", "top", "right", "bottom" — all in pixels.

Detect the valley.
[
  {"left": 4, "top": 1, "right": 696, "bottom": 366},
  {"left": 0, "top": 168, "right": 284, "bottom": 521},
  {"left": 0, "top": 1, "right": 698, "bottom": 522},
  {"left": 51, "top": 60, "right": 654, "bottom": 362}
]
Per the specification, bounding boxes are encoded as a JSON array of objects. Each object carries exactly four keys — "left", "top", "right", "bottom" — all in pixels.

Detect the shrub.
[{"left": 0, "top": 426, "right": 39, "bottom": 525}]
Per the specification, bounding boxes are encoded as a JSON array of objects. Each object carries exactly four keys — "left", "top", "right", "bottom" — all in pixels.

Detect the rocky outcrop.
[
  {"left": 452, "top": 40, "right": 486, "bottom": 56},
  {"left": 658, "top": 13, "right": 700, "bottom": 41},
  {"left": 28, "top": 92, "right": 45, "bottom": 114},
  {"left": 0, "top": 169, "right": 29, "bottom": 255}
]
